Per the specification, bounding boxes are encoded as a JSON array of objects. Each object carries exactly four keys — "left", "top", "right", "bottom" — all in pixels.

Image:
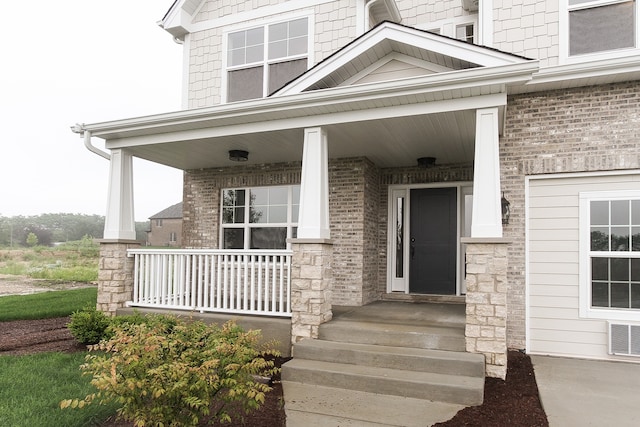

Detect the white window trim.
[
  {"left": 220, "top": 185, "right": 300, "bottom": 250},
  {"left": 579, "top": 189, "right": 640, "bottom": 321},
  {"left": 559, "top": 0, "right": 640, "bottom": 64},
  {"left": 221, "top": 12, "right": 314, "bottom": 103},
  {"left": 417, "top": 15, "right": 479, "bottom": 44}
]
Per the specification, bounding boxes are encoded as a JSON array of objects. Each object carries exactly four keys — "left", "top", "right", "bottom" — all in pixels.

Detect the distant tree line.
[{"left": 0, "top": 213, "right": 149, "bottom": 247}]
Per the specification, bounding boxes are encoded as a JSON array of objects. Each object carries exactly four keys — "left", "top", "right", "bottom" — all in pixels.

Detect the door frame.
[{"left": 386, "top": 182, "right": 473, "bottom": 296}]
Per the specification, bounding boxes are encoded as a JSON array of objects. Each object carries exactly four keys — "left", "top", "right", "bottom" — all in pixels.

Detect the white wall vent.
[{"left": 609, "top": 323, "right": 640, "bottom": 356}]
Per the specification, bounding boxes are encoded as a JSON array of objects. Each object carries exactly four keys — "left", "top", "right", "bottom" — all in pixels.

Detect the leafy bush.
[
  {"left": 61, "top": 317, "right": 279, "bottom": 426},
  {"left": 67, "top": 305, "right": 111, "bottom": 345}
]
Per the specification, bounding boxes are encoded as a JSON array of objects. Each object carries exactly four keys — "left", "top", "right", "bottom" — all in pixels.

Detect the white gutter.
[{"left": 70, "top": 124, "right": 111, "bottom": 160}]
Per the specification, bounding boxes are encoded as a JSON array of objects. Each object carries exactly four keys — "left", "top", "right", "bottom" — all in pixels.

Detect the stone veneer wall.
[
  {"left": 464, "top": 240, "right": 508, "bottom": 379},
  {"left": 501, "top": 81, "right": 640, "bottom": 349},
  {"left": 97, "top": 241, "right": 140, "bottom": 315},
  {"left": 376, "top": 164, "right": 474, "bottom": 294},
  {"left": 182, "top": 157, "right": 377, "bottom": 306}
]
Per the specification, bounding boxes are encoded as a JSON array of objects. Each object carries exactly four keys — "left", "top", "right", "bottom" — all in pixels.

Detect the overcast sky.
[{"left": 1, "top": 1, "right": 184, "bottom": 221}]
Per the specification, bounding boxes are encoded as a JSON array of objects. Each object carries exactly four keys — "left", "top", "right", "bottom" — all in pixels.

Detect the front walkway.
[{"left": 532, "top": 355, "right": 640, "bottom": 427}]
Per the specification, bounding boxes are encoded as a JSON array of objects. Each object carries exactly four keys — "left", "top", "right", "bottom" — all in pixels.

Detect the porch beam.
[
  {"left": 297, "top": 127, "right": 330, "bottom": 239},
  {"left": 103, "top": 148, "right": 136, "bottom": 240},
  {"left": 471, "top": 107, "right": 502, "bottom": 238}
]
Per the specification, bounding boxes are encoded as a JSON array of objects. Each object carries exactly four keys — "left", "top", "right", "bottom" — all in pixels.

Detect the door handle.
[{"left": 410, "top": 237, "right": 415, "bottom": 259}]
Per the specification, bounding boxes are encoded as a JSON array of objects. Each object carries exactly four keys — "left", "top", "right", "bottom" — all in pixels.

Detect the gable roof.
[
  {"left": 149, "top": 202, "right": 183, "bottom": 220},
  {"left": 274, "top": 21, "right": 533, "bottom": 96}
]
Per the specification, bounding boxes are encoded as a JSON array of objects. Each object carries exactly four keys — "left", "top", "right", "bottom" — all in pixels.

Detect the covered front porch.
[{"left": 83, "top": 23, "right": 536, "bottom": 378}]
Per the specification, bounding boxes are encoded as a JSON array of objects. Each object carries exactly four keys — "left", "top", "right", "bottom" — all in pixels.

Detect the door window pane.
[{"left": 395, "top": 197, "right": 404, "bottom": 278}]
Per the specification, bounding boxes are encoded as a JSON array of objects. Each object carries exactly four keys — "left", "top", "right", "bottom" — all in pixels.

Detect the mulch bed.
[{"left": 0, "top": 317, "right": 548, "bottom": 426}]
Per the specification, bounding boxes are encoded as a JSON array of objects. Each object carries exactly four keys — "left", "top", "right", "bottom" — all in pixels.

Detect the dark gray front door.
[{"left": 409, "top": 188, "right": 457, "bottom": 294}]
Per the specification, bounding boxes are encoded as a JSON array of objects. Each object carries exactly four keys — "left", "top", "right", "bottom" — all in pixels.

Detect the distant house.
[{"left": 146, "top": 202, "right": 182, "bottom": 247}]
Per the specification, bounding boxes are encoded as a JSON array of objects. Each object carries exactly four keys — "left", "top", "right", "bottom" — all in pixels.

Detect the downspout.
[
  {"left": 71, "top": 123, "right": 110, "bottom": 160},
  {"left": 364, "top": 0, "right": 380, "bottom": 31}
]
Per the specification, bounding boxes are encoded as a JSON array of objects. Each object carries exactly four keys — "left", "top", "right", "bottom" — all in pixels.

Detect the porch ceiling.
[{"left": 118, "top": 109, "right": 478, "bottom": 170}]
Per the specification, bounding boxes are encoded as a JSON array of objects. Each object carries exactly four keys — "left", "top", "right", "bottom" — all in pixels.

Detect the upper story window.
[
  {"left": 568, "top": 0, "right": 636, "bottom": 57},
  {"left": 221, "top": 185, "right": 300, "bottom": 249},
  {"left": 424, "top": 18, "right": 477, "bottom": 44},
  {"left": 580, "top": 191, "right": 640, "bottom": 320},
  {"left": 226, "top": 18, "right": 309, "bottom": 102},
  {"left": 155, "top": 219, "right": 163, "bottom": 227}
]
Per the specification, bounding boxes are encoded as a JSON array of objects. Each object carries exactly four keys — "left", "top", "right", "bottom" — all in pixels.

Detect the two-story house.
[
  {"left": 74, "top": 0, "right": 640, "bottom": 421},
  {"left": 146, "top": 202, "right": 183, "bottom": 247}
]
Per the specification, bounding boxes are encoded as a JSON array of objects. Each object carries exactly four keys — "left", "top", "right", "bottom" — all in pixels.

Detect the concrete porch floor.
[{"left": 331, "top": 300, "right": 466, "bottom": 329}]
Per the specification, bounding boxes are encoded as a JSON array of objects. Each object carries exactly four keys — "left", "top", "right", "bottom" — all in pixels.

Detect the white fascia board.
[
  {"left": 105, "top": 93, "right": 508, "bottom": 149},
  {"left": 276, "top": 22, "right": 531, "bottom": 96},
  {"left": 528, "top": 54, "right": 640, "bottom": 87}
]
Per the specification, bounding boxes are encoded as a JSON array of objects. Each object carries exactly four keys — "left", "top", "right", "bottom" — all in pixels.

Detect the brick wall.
[
  {"left": 183, "top": 157, "right": 377, "bottom": 306},
  {"left": 501, "top": 81, "right": 640, "bottom": 349}
]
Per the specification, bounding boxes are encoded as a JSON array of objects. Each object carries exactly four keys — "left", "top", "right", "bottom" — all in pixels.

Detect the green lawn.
[
  {"left": 0, "top": 288, "right": 118, "bottom": 426},
  {"left": 0, "top": 287, "right": 97, "bottom": 322},
  {"left": 0, "top": 352, "right": 118, "bottom": 427}
]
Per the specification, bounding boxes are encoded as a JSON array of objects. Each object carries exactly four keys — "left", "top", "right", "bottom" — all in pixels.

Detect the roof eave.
[{"left": 81, "top": 61, "right": 537, "bottom": 143}]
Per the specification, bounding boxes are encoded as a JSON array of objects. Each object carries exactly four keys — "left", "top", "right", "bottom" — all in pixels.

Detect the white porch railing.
[{"left": 127, "top": 249, "right": 292, "bottom": 317}]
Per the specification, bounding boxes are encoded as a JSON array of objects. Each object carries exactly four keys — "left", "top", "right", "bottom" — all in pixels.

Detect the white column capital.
[
  {"left": 297, "top": 127, "right": 330, "bottom": 239},
  {"left": 103, "top": 149, "right": 136, "bottom": 240}
]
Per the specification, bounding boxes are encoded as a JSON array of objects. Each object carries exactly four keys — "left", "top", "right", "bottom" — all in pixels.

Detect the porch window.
[
  {"left": 568, "top": 0, "right": 636, "bottom": 56},
  {"left": 221, "top": 185, "right": 300, "bottom": 249},
  {"left": 226, "top": 18, "right": 309, "bottom": 102},
  {"left": 580, "top": 192, "right": 640, "bottom": 319}
]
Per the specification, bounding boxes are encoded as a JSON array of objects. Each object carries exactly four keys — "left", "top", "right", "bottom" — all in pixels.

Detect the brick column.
[
  {"left": 290, "top": 239, "right": 333, "bottom": 345},
  {"left": 97, "top": 240, "right": 140, "bottom": 315},
  {"left": 462, "top": 238, "right": 509, "bottom": 379}
]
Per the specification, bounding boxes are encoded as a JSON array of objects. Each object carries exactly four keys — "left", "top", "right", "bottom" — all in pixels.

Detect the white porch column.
[
  {"left": 297, "top": 127, "right": 330, "bottom": 239},
  {"left": 103, "top": 148, "right": 136, "bottom": 240},
  {"left": 471, "top": 107, "right": 502, "bottom": 238}
]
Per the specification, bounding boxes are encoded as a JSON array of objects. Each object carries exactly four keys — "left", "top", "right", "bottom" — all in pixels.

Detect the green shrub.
[
  {"left": 61, "top": 317, "right": 279, "bottom": 426},
  {"left": 67, "top": 305, "right": 111, "bottom": 345}
]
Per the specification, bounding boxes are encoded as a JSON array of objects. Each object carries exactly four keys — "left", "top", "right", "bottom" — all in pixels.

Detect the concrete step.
[
  {"left": 282, "top": 382, "right": 465, "bottom": 427},
  {"left": 292, "top": 339, "right": 485, "bottom": 377},
  {"left": 319, "top": 319, "right": 465, "bottom": 351},
  {"left": 281, "top": 358, "right": 484, "bottom": 405}
]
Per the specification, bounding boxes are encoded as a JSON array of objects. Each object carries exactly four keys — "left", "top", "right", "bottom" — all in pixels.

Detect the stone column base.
[
  {"left": 289, "top": 239, "right": 333, "bottom": 346},
  {"left": 462, "top": 238, "right": 509, "bottom": 379},
  {"left": 97, "top": 240, "right": 140, "bottom": 315}
]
